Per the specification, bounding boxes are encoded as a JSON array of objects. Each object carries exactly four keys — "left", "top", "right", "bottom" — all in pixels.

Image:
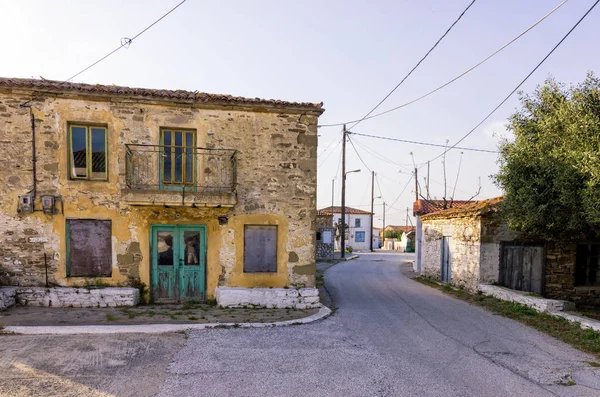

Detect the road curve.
[{"left": 158, "top": 252, "right": 600, "bottom": 396}]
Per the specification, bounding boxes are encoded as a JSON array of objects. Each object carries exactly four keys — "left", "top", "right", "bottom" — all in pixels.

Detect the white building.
[{"left": 318, "top": 206, "right": 373, "bottom": 251}]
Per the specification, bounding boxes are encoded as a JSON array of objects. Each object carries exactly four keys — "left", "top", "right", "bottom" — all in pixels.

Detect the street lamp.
[
  {"left": 374, "top": 197, "right": 385, "bottom": 249},
  {"left": 341, "top": 169, "right": 360, "bottom": 258},
  {"left": 371, "top": 195, "right": 381, "bottom": 252}
]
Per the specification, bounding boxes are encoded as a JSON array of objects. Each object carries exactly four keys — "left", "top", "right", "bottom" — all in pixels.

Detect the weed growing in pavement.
[
  {"left": 414, "top": 276, "right": 600, "bottom": 358},
  {"left": 586, "top": 361, "right": 600, "bottom": 367},
  {"left": 105, "top": 313, "right": 117, "bottom": 322},
  {"left": 188, "top": 316, "right": 198, "bottom": 321}
]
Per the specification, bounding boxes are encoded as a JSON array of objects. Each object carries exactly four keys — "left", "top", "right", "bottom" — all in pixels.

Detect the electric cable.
[{"left": 318, "top": 0, "right": 568, "bottom": 128}]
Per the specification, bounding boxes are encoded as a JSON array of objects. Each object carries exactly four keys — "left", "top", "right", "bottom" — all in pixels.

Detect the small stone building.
[
  {"left": 0, "top": 77, "right": 324, "bottom": 308},
  {"left": 315, "top": 210, "right": 334, "bottom": 260},
  {"left": 420, "top": 197, "right": 600, "bottom": 306}
]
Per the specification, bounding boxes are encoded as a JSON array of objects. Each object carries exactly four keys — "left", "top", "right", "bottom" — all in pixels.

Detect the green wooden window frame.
[
  {"left": 68, "top": 124, "right": 108, "bottom": 180},
  {"left": 160, "top": 128, "right": 197, "bottom": 189}
]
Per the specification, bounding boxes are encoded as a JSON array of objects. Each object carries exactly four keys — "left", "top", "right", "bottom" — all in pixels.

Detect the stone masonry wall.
[
  {"left": 316, "top": 226, "right": 334, "bottom": 260},
  {"left": 422, "top": 216, "right": 482, "bottom": 291},
  {"left": 16, "top": 287, "right": 139, "bottom": 308},
  {"left": 0, "top": 86, "right": 322, "bottom": 297},
  {"left": 215, "top": 286, "right": 320, "bottom": 309}
]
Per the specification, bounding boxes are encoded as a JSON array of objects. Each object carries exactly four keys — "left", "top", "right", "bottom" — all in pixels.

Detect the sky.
[{"left": 1, "top": 0, "right": 598, "bottom": 227}]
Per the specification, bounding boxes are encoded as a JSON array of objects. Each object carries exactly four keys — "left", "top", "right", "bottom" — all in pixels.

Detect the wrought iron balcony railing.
[{"left": 125, "top": 144, "right": 237, "bottom": 193}]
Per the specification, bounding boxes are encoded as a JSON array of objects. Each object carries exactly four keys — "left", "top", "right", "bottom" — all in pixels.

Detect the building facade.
[
  {"left": 0, "top": 77, "right": 324, "bottom": 306},
  {"left": 420, "top": 197, "right": 600, "bottom": 306},
  {"left": 317, "top": 206, "right": 373, "bottom": 251}
]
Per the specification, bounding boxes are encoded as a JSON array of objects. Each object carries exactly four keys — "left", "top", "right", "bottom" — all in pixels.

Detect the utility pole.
[
  {"left": 414, "top": 167, "right": 419, "bottom": 202},
  {"left": 340, "top": 125, "right": 347, "bottom": 258},
  {"left": 331, "top": 178, "right": 335, "bottom": 227},
  {"left": 406, "top": 207, "right": 409, "bottom": 227},
  {"left": 382, "top": 201, "right": 386, "bottom": 240},
  {"left": 370, "top": 171, "right": 374, "bottom": 252},
  {"left": 427, "top": 161, "right": 430, "bottom": 200}
]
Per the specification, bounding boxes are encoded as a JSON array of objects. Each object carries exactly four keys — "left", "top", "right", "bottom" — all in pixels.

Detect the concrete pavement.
[{"left": 1, "top": 251, "right": 599, "bottom": 396}]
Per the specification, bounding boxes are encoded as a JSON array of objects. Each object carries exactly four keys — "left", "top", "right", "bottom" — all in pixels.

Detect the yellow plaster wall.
[{"left": 0, "top": 89, "right": 321, "bottom": 298}]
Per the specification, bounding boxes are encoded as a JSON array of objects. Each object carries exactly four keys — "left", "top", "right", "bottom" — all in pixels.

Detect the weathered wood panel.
[
  {"left": 67, "top": 219, "right": 112, "bottom": 277},
  {"left": 244, "top": 225, "right": 277, "bottom": 273},
  {"left": 500, "top": 244, "right": 544, "bottom": 294}
]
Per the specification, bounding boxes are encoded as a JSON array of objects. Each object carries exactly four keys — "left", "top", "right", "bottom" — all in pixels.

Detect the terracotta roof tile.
[
  {"left": 316, "top": 209, "right": 333, "bottom": 216},
  {"left": 0, "top": 77, "right": 324, "bottom": 112},
  {"left": 420, "top": 197, "right": 503, "bottom": 220},
  {"left": 413, "top": 199, "right": 473, "bottom": 216},
  {"left": 317, "top": 206, "right": 373, "bottom": 215},
  {"left": 385, "top": 225, "right": 415, "bottom": 233}
]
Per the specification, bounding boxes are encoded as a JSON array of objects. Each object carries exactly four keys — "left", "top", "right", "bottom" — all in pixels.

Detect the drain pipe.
[{"left": 19, "top": 104, "right": 37, "bottom": 200}]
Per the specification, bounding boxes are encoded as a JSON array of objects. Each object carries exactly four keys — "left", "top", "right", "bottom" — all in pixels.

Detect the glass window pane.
[
  {"left": 163, "top": 147, "right": 172, "bottom": 182},
  {"left": 71, "top": 127, "right": 87, "bottom": 178},
  {"left": 184, "top": 231, "right": 200, "bottom": 266},
  {"left": 185, "top": 132, "right": 194, "bottom": 183},
  {"left": 157, "top": 232, "right": 174, "bottom": 267},
  {"left": 91, "top": 128, "right": 106, "bottom": 178}
]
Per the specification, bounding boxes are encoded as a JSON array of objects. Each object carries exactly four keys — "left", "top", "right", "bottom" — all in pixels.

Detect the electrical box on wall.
[
  {"left": 41, "top": 195, "right": 56, "bottom": 214},
  {"left": 18, "top": 195, "right": 34, "bottom": 214}
]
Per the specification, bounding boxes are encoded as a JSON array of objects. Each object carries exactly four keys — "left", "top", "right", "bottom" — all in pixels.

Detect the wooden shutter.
[
  {"left": 243, "top": 225, "right": 277, "bottom": 273},
  {"left": 67, "top": 219, "right": 112, "bottom": 277}
]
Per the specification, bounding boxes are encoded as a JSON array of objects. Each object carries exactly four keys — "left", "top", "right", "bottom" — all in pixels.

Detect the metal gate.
[
  {"left": 500, "top": 244, "right": 544, "bottom": 294},
  {"left": 441, "top": 236, "right": 451, "bottom": 283}
]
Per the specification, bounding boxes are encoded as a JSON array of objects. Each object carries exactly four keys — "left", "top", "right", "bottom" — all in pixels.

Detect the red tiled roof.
[
  {"left": 316, "top": 209, "right": 333, "bottom": 216},
  {"left": 385, "top": 225, "right": 415, "bottom": 233},
  {"left": 0, "top": 77, "right": 324, "bottom": 112},
  {"left": 318, "top": 206, "right": 373, "bottom": 215},
  {"left": 413, "top": 199, "right": 472, "bottom": 216},
  {"left": 420, "top": 197, "right": 503, "bottom": 220}
]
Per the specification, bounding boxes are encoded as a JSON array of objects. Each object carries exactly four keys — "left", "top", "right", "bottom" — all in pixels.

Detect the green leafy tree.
[
  {"left": 494, "top": 74, "right": 600, "bottom": 240},
  {"left": 384, "top": 230, "right": 402, "bottom": 239}
]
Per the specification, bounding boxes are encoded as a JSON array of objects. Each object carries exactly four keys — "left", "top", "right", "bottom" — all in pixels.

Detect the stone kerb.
[
  {"left": 0, "top": 287, "right": 17, "bottom": 311},
  {"left": 216, "top": 287, "right": 321, "bottom": 309},
  {"left": 478, "top": 284, "right": 575, "bottom": 312},
  {"left": 15, "top": 287, "right": 139, "bottom": 308}
]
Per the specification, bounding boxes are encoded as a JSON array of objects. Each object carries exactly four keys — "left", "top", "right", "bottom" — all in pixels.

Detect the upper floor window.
[
  {"left": 69, "top": 124, "right": 107, "bottom": 180},
  {"left": 161, "top": 128, "right": 196, "bottom": 190},
  {"left": 355, "top": 218, "right": 361, "bottom": 228}
]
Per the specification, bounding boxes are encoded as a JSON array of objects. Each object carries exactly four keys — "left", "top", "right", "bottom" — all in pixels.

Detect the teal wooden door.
[{"left": 151, "top": 225, "right": 206, "bottom": 302}]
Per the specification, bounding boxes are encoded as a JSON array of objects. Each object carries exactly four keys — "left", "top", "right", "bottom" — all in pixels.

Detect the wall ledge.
[
  {"left": 215, "top": 286, "right": 320, "bottom": 309},
  {"left": 15, "top": 287, "right": 139, "bottom": 308},
  {"left": 478, "top": 284, "right": 575, "bottom": 312}
]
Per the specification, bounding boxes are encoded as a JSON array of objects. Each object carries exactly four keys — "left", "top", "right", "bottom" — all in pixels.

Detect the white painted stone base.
[
  {"left": 16, "top": 287, "right": 139, "bottom": 308},
  {"left": 478, "top": 284, "right": 575, "bottom": 312},
  {"left": 0, "top": 287, "right": 17, "bottom": 311},
  {"left": 215, "top": 287, "right": 321, "bottom": 309}
]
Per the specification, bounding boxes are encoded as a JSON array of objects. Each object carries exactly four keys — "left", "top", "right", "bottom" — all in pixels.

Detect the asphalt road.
[{"left": 1, "top": 252, "right": 600, "bottom": 396}]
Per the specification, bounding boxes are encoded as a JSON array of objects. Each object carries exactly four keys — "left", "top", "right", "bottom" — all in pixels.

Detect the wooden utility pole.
[
  {"left": 414, "top": 167, "right": 419, "bottom": 202},
  {"left": 370, "top": 171, "right": 374, "bottom": 252},
  {"left": 331, "top": 178, "right": 335, "bottom": 227},
  {"left": 340, "top": 125, "right": 347, "bottom": 258},
  {"left": 427, "top": 161, "right": 430, "bottom": 200}
]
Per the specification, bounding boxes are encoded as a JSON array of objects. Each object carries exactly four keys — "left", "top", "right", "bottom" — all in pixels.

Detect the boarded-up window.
[
  {"left": 244, "top": 225, "right": 277, "bottom": 273},
  {"left": 66, "top": 219, "right": 112, "bottom": 277}
]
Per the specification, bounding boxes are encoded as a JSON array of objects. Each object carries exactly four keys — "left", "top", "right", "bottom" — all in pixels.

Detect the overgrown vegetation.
[
  {"left": 494, "top": 74, "right": 600, "bottom": 239},
  {"left": 415, "top": 277, "right": 600, "bottom": 358},
  {"left": 384, "top": 230, "right": 402, "bottom": 239}
]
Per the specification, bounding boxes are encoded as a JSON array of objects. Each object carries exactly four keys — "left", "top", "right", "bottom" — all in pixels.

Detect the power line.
[
  {"left": 387, "top": 174, "right": 414, "bottom": 210},
  {"left": 348, "top": 131, "right": 498, "bottom": 153},
  {"left": 350, "top": 137, "right": 415, "bottom": 171},
  {"left": 20, "top": 0, "right": 187, "bottom": 107},
  {"left": 318, "top": 138, "right": 342, "bottom": 168},
  {"left": 318, "top": 0, "right": 568, "bottom": 128},
  {"left": 347, "top": 136, "right": 373, "bottom": 173},
  {"left": 346, "top": 0, "right": 477, "bottom": 131},
  {"left": 427, "top": 0, "right": 599, "bottom": 163}
]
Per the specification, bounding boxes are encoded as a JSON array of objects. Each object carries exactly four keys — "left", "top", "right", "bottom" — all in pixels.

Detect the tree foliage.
[
  {"left": 494, "top": 74, "right": 600, "bottom": 240},
  {"left": 384, "top": 230, "right": 402, "bottom": 239}
]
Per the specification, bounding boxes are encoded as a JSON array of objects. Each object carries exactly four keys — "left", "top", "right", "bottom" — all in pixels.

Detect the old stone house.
[
  {"left": 315, "top": 210, "right": 334, "bottom": 260},
  {"left": 0, "top": 77, "right": 324, "bottom": 308},
  {"left": 420, "top": 197, "right": 600, "bottom": 306}
]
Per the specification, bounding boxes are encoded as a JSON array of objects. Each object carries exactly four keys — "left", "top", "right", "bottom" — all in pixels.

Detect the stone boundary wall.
[
  {"left": 0, "top": 287, "right": 16, "bottom": 311},
  {"left": 16, "top": 287, "right": 139, "bottom": 308},
  {"left": 479, "top": 284, "right": 575, "bottom": 312},
  {"left": 215, "top": 287, "right": 320, "bottom": 309}
]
